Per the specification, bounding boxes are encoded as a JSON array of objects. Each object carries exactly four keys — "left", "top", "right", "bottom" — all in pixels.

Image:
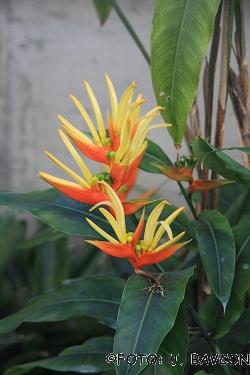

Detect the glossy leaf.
[
  {"left": 218, "top": 309, "right": 250, "bottom": 354},
  {"left": 159, "top": 301, "right": 188, "bottom": 374},
  {"left": 92, "top": 0, "right": 111, "bottom": 25},
  {"left": 0, "top": 210, "right": 26, "bottom": 275},
  {"left": 204, "top": 145, "right": 250, "bottom": 154},
  {"left": 114, "top": 268, "right": 194, "bottom": 375},
  {"left": 199, "top": 215, "right": 250, "bottom": 339},
  {"left": 189, "top": 210, "right": 235, "bottom": 311},
  {"left": 224, "top": 190, "right": 249, "bottom": 226},
  {"left": 218, "top": 182, "right": 247, "bottom": 213},
  {"left": 17, "top": 226, "right": 66, "bottom": 250},
  {"left": 4, "top": 337, "right": 114, "bottom": 375},
  {"left": 140, "top": 302, "right": 188, "bottom": 374},
  {"left": 192, "top": 138, "right": 250, "bottom": 189},
  {"left": 151, "top": 0, "right": 220, "bottom": 146},
  {"left": 0, "top": 189, "right": 112, "bottom": 238},
  {"left": 33, "top": 237, "right": 68, "bottom": 294},
  {"left": 0, "top": 276, "right": 126, "bottom": 333},
  {"left": 139, "top": 139, "right": 172, "bottom": 174}
]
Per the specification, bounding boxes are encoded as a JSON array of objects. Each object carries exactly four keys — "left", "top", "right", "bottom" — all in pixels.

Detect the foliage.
[{"left": 1, "top": 0, "right": 250, "bottom": 374}]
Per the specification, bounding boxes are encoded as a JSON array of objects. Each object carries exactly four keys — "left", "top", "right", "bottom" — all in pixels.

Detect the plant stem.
[
  {"left": 211, "top": 0, "right": 235, "bottom": 209},
  {"left": 203, "top": 1, "right": 222, "bottom": 141},
  {"left": 185, "top": 298, "right": 210, "bottom": 341},
  {"left": 177, "top": 182, "right": 197, "bottom": 219},
  {"left": 214, "top": 0, "right": 234, "bottom": 150},
  {"left": 108, "top": 0, "right": 150, "bottom": 65},
  {"left": 185, "top": 299, "right": 232, "bottom": 375},
  {"left": 153, "top": 263, "right": 164, "bottom": 273}
]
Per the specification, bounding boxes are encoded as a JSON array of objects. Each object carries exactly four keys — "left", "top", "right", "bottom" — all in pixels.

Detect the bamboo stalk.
[
  {"left": 235, "top": 0, "right": 250, "bottom": 138},
  {"left": 203, "top": 2, "right": 222, "bottom": 141},
  {"left": 211, "top": 0, "right": 235, "bottom": 209},
  {"left": 228, "top": 67, "right": 250, "bottom": 168},
  {"left": 214, "top": 0, "right": 233, "bottom": 150}
]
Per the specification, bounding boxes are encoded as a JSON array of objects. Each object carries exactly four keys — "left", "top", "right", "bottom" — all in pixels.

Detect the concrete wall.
[{"left": 1, "top": 0, "right": 250, "bottom": 207}]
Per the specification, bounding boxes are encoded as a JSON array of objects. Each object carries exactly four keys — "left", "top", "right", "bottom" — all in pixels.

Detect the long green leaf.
[
  {"left": 199, "top": 214, "right": 250, "bottom": 339},
  {"left": 17, "top": 226, "right": 66, "bottom": 250},
  {"left": 218, "top": 309, "right": 250, "bottom": 354},
  {"left": 33, "top": 237, "right": 68, "bottom": 294},
  {"left": 218, "top": 182, "right": 247, "bottom": 213},
  {"left": 0, "top": 276, "right": 126, "bottom": 333},
  {"left": 192, "top": 138, "right": 250, "bottom": 189},
  {"left": 224, "top": 190, "right": 249, "bottom": 226},
  {"left": 159, "top": 301, "right": 188, "bottom": 374},
  {"left": 4, "top": 337, "right": 114, "bottom": 375},
  {"left": 139, "top": 139, "right": 172, "bottom": 173},
  {"left": 0, "top": 210, "right": 26, "bottom": 275},
  {"left": 151, "top": 0, "right": 220, "bottom": 146},
  {"left": 189, "top": 210, "right": 235, "bottom": 311},
  {"left": 114, "top": 268, "right": 194, "bottom": 375},
  {"left": 0, "top": 189, "right": 112, "bottom": 238},
  {"left": 140, "top": 302, "right": 188, "bottom": 374}
]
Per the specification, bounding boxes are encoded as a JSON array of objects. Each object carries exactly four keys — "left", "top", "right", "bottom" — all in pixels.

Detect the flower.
[
  {"left": 152, "top": 159, "right": 235, "bottom": 194},
  {"left": 57, "top": 74, "right": 171, "bottom": 190},
  {"left": 38, "top": 129, "right": 110, "bottom": 205},
  {"left": 86, "top": 181, "right": 190, "bottom": 269},
  {"left": 38, "top": 129, "right": 155, "bottom": 214}
]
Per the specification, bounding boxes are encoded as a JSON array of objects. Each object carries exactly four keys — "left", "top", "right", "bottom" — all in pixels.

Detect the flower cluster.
[
  {"left": 153, "top": 155, "right": 235, "bottom": 194},
  {"left": 86, "top": 182, "right": 190, "bottom": 269},
  {"left": 39, "top": 75, "right": 188, "bottom": 269},
  {"left": 39, "top": 75, "right": 170, "bottom": 211}
]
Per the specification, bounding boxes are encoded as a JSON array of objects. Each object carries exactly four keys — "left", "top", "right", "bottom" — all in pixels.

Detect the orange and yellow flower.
[
  {"left": 57, "top": 74, "right": 171, "bottom": 190},
  {"left": 86, "top": 181, "right": 190, "bottom": 269},
  {"left": 38, "top": 129, "right": 155, "bottom": 214},
  {"left": 152, "top": 164, "right": 235, "bottom": 194}
]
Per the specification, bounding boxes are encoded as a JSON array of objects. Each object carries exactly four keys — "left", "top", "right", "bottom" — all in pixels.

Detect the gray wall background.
[{"left": 1, "top": 0, "right": 250, "bottom": 207}]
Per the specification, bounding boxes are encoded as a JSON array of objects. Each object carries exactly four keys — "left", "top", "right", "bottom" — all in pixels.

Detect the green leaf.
[
  {"left": 33, "top": 237, "right": 68, "bottom": 294},
  {"left": 4, "top": 337, "right": 114, "bottom": 375},
  {"left": 199, "top": 215, "right": 250, "bottom": 339},
  {"left": 189, "top": 210, "right": 235, "bottom": 311},
  {"left": 139, "top": 139, "right": 172, "bottom": 173},
  {"left": 224, "top": 190, "right": 249, "bottom": 226},
  {"left": 17, "top": 226, "right": 66, "bottom": 250},
  {"left": 92, "top": 0, "right": 111, "bottom": 25},
  {"left": 205, "top": 145, "right": 250, "bottom": 154},
  {"left": 218, "top": 183, "right": 247, "bottom": 213},
  {"left": 139, "top": 302, "right": 188, "bottom": 374},
  {"left": 218, "top": 309, "right": 250, "bottom": 354},
  {"left": 114, "top": 268, "right": 194, "bottom": 375},
  {"left": 151, "top": 0, "right": 220, "bottom": 146},
  {"left": 0, "top": 189, "right": 111, "bottom": 238},
  {"left": 0, "top": 276, "right": 126, "bottom": 333},
  {"left": 192, "top": 138, "right": 250, "bottom": 190},
  {"left": 0, "top": 210, "right": 26, "bottom": 275},
  {"left": 159, "top": 301, "right": 188, "bottom": 374}
]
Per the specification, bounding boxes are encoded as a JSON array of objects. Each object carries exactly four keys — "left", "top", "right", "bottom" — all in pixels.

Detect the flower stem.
[
  {"left": 108, "top": 0, "right": 150, "bottom": 65},
  {"left": 153, "top": 263, "right": 165, "bottom": 273},
  {"left": 177, "top": 181, "right": 197, "bottom": 219}
]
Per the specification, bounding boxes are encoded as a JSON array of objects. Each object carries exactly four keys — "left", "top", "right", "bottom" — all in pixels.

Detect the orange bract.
[
  {"left": 86, "top": 182, "right": 190, "bottom": 269},
  {"left": 57, "top": 74, "right": 171, "bottom": 189}
]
